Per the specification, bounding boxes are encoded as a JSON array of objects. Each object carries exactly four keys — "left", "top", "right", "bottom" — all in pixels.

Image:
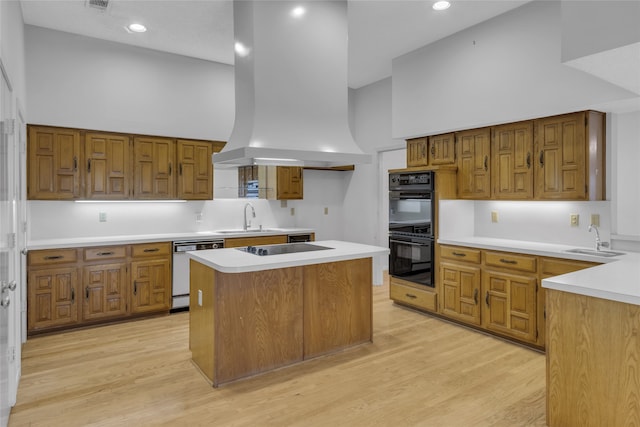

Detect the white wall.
[
  {"left": 611, "top": 111, "right": 640, "bottom": 238},
  {"left": 392, "top": 0, "right": 636, "bottom": 139},
  {"left": 25, "top": 25, "right": 234, "bottom": 140}
]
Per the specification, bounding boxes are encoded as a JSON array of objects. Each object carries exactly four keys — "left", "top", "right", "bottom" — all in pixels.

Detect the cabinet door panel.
[
  {"left": 440, "top": 262, "right": 481, "bottom": 325},
  {"left": 131, "top": 259, "right": 171, "bottom": 313},
  {"left": 492, "top": 122, "right": 533, "bottom": 199},
  {"left": 86, "top": 133, "right": 130, "bottom": 199},
  {"left": 406, "top": 138, "right": 428, "bottom": 167},
  {"left": 83, "top": 263, "right": 127, "bottom": 321},
  {"left": 134, "top": 137, "right": 175, "bottom": 199},
  {"left": 28, "top": 126, "right": 81, "bottom": 199},
  {"left": 177, "top": 140, "right": 213, "bottom": 200},
  {"left": 28, "top": 267, "right": 79, "bottom": 331},
  {"left": 457, "top": 129, "right": 491, "bottom": 199}
]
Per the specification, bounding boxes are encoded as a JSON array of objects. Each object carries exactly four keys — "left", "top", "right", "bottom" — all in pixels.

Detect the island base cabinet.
[
  {"left": 303, "top": 258, "right": 372, "bottom": 359},
  {"left": 546, "top": 289, "right": 640, "bottom": 427},
  {"left": 214, "top": 267, "right": 304, "bottom": 386}
]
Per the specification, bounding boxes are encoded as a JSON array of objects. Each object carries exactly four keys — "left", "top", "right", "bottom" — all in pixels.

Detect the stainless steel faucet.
[
  {"left": 588, "top": 224, "right": 609, "bottom": 251},
  {"left": 243, "top": 202, "right": 256, "bottom": 231}
]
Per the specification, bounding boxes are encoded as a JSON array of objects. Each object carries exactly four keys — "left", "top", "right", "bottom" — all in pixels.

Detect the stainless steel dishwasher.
[{"left": 172, "top": 239, "right": 224, "bottom": 310}]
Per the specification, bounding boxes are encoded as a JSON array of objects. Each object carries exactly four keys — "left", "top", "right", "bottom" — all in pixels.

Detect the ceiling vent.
[{"left": 85, "top": 0, "right": 110, "bottom": 12}]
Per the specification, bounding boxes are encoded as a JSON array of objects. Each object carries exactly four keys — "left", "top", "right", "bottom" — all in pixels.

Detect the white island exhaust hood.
[{"left": 213, "top": 1, "right": 371, "bottom": 168}]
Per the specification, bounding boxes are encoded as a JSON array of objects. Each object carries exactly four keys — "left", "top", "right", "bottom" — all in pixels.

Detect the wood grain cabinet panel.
[
  {"left": 27, "top": 267, "right": 79, "bottom": 331},
  {"left": 82, "top": 263, "right": 128, "bottom": 321},
  {"left": 491, "top": 121, "right": 534, "bottom": 199},
  {"left": 534, "top": 111, "right": 605, "bottom": 200},
  {"left": 85, "top": 132, "right": 131, "bottom": 199},
  {"left": 276, "top": 166, "right": 303, "bottom": 200},
  {"left": 133, "top": 136, "right": 175, "bottom": 199},
  {"left": 130, "top": 258, "right": 171, "bottom": 313},
  {"left": 303, "top": 258, "right": 372, "bottom": 359},
  {"left": 177, "top": 139, "right": 213, "bottom": 200},
  {"left": 27, "top": 126, "right": 81, "bottom": 200},
  {"left": 406, "top": 137, "right": 428, "bottom": 167},
  {"left": 456, "top": 128, "right": 491, "bottom": 199},
  {"left": 428, "top": 133, "right": 456, "bottom": 165},
  {"left": 482, "top": 269, "right": 537, "bottom": 344},
  {"left": 440, "top": 261, "right": 481, "bottom": 325}
]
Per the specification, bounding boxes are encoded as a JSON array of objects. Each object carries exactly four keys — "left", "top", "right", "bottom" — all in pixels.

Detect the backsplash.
[{"left": 439, "top": 200, "right": 613, "bottom": 249}]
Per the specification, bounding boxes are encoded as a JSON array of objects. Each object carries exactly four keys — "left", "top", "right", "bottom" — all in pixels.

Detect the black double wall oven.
[{"left": 389, "top": 171, "right": 435, "bottom": 288}]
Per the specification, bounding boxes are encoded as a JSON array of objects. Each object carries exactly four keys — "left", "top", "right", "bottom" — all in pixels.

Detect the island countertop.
[{"left": 187, "top": 240, "right": 389, "bottom": 273}]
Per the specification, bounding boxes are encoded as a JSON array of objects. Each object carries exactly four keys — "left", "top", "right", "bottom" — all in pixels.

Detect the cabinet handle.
[
  {"left": 405, "top": 293, "right": 417, "bottom": 299},
  {"left": 143, "top": 248, "right": 160, "bottom": 253},
  {"left": 431, "top": 145, "right": 435, "bottom": 156},
  {"left": 96, "top": 251, "right": 114, "bottom": 256},
  {"left": 71, "top": 288, "right": 75, "bottom": 303},
  {"left": 473, "top": 288, "right": 478, "bottom": 305},
  {"left": 451, "top": 252, "right": 466, "bottom": 257},
  {"left": 179, "top": 163, "right": 183, "bottom": 176},
  {"left": 87, "top": 159, "right": 91, "bottom": 173},
  {"left": 539, "top": 151, "right": 544, "bottom": 167},
  {"left": 484, "top": 155, "right": 488, "bottom": 171},
  {"left": 169, "top": 163, "right": 172, "bottom": 175},
  {"left": 73, "top": 156, "right": 78, "bottom": 171},
  {"left": 44, "top": 255, "right": 63, "bottom": 260},
  {"left": 485, "top": 291, "right": 490, "bottom": 306},
  {"left": 134, "top": 281, "right": 137, "bottom": 295},
  {"left": 526, "top": 152, "right": 531, "bottom": 169},
  {"left": 499, "top": 258, "right": 517, "bottom": 265},
  {"left": 85, "top": 286, "right": 89, "bottom": 300}
]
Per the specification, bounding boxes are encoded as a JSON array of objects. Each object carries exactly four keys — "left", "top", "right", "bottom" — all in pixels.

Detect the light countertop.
[
  {"left": 439, "top": 236, "right": 640, "bottom": 306},
  {"left": 27, "top": 228, "right": 315, "bottom": 250},
  {"left": 187, "top": 240, "right": 390, "bottom": 273}
]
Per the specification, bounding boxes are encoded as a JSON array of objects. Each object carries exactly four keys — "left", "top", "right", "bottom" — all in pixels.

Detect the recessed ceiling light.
[
  {"left": 291, "top": 6, "right": 306, "bottom": 18},
  {"left": 433, "top": 1, "right": 451, "bottom": 11},
  {"left": 127, "top": 23, "right": 147, "bottom": 33}
]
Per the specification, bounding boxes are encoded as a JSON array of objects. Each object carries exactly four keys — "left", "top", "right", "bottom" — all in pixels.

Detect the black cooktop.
[{"left": 237, "top": 243, "right": 332, "bottom": 256}]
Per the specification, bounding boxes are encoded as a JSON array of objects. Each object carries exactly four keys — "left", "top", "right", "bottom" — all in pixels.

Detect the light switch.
[
  {"left": 491, "top": 211, "right": 498, "bottom": 223},
  {"left": 590, "top": 214, "right": 600, "bottom": 227},
  {"left": 324, "top": 207, "right": 329, "bottom": 215},
  {"left": 290, "top": 207, "right": 295, "bottom": 216},
  {"left": 99, "top": 212, "right": 107, "bottom": 222},
  {"left": 198, "top": 289, "right": 203, "bottom": 307}
]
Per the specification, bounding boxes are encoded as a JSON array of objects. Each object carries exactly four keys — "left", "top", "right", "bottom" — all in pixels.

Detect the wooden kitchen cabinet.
[
  {"left": 275, "top": 166, "right": 303, "bottom": 199},
  {"left": 27, "top": 125, "right": 81, "bottom": 200},
  {"left": 491, "top": 121, "right": 534, "bottom": 199},
  {"left": 428, "top": 133, "right": 456, "bottom": 165},
  {"left": 456, "top": 128, "right": 491, "bottom": 199},
  {"left": 534, "top": 111, "right": 605, "bottom": 200},
  {"left": 440, "top": 246, "right": 482, "bottom": 326},
  {"left": 224, "top": 235, "right": 289, "bottom": 248},
  {"left": 482, "top": 251, "right": 538, "bottom": 344},
  {"left": 406, "top": 137, "right": 428, "bottom": 167},
  {"left": 133, "top": 136, "right": 176, "bottom": 199},
  {"left": 85, "top": 132, "right": 131, "bottom": 199},
  {"left": 27, "top": 248, "right": 81, "bottom": 332},
  {"left": 130, "top": 242, "right": 171, "bottom": 314},
  {"left": 237, "top": 166, "right": 304, "bottom": 200},
  {"left": 82, "top": 262, "right": 128, "bottom": 321},
  {"left": 177, "top": 139, "right": 213, "bottom": 200}
]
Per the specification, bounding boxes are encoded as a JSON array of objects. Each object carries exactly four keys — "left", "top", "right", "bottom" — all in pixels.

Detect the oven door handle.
[{"left": 390, "top": 239, "right": 432, "bottom": 247}]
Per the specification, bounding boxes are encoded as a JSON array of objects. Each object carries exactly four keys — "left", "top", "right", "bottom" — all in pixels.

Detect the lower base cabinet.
[
  {"left": 391, "top": 244, "right": 599, "bottom": 350},
  {"left": 27, "top": 242, "right": 171, "bottom": 335}
]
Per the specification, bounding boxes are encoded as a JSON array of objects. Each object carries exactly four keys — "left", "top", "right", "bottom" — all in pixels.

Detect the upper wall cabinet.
[
  {"left": 237, "top": 165, "right": 304, "bottom": 200},
  {"left": 406, "top": 137, "right": 428, "bottom": 167},
  {"left": 28, "top": 126, "right": 82, "bottom": 200},
  {"left": 457, "top": 128, "right": 491, "bottom": 199},
  {"left": 491, "top": 121, "right": 534, "bottom": 200},
  {"left": 85, "top": 132, "right": 131, "bottom": 200},
  {"left": 406, "top": 134, "right": 455, "bottom": 168},
  {"left": 28, "top": 125, "right": 224, "bottom": 201},
  {"left": 534, "top": 111, "right": 605, "bottom": 200}
]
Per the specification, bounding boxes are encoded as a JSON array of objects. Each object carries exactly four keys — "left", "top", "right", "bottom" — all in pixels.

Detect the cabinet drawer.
[
  {"left": 440, "top": 246, "right": 481, "bottom": 264},
  {"left": 390, "top": 282, "right": 437, "bottom": 312},
  {"left": 484, "top": 251, "right": 537, "bottom": 273},
  {"left": 28, "top": 249, "right": 78, "bottom": 265},
  {"left": 540, "top": 257, "right": 598, "bottom": 276},
  {"left": 131, "top": 242, "right": 171, "bottom": 258},
  {"left": 84, "top": 246, "right": 127, "bottom": 261}
]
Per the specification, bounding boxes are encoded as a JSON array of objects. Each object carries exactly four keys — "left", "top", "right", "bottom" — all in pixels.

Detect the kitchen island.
[{"left": 187, "top": 240, "right": 389, "bottom": 387}]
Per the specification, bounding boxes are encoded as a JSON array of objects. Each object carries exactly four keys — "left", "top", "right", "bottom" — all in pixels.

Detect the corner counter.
[{"left": 188, "top": 240, "right": 389, "bottom": 387}]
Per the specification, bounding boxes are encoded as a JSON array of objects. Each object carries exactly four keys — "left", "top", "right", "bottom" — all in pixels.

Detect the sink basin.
[
  {"left": 564, "top": 248, "right": 625, "bottom": 258},
  {"left": 214, "top": 228, "right": 282, "bottom": 234}
]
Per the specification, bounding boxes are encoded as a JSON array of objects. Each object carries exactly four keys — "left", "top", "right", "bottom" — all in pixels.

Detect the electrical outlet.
[
  {"left": 196, "top": 212, "right": 203, "bottom": 223},
  {"left": 570, "top": 213, "right": 579, "bottom": 227},
  {"left": 198, "top": 290, "right": 203, "bottom": 307},
  {"left": 324, "top": 207, "right": 329, "bottom": 215},
  {"left": 290, "top": 207, "right": 295, "bottom": 216},
  {"left": 280, "top": 200, "right": 288, "bottom": 208},
  {"left": 491, "top": 211, "right": 498, "bottom": 223},
  {"left": 590, "top": 214, "right": 600, "bottom": 227},
  {"left": 99, "top": 212, "right": 107, "bottom": 222}
]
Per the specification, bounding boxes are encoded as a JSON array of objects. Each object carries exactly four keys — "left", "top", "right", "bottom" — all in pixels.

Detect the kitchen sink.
[
  {"left": 564, "top": 248, "right": 625, "bottom": 257},
  {"left": 214, "top": 228, "right": 283, "bottom": 234}
]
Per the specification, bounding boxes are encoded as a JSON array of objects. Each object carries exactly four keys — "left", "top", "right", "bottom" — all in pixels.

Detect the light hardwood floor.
[{"left": 10, "top": 282, "right": 546, "bottom": 426}]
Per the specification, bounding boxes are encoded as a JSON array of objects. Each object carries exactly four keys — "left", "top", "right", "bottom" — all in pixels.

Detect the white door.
[{"left": 0, "top": 62, "right": 18, "bottom": 427}]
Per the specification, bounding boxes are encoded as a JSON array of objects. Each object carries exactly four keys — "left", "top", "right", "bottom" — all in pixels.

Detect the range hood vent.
[{"left": 214, "top": 1, "right": 371, "bottom": 168}]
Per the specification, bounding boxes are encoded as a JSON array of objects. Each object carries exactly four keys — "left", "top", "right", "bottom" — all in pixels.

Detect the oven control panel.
[{"left": 389, "top": 171, "right": 433, "bottom": 189}]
